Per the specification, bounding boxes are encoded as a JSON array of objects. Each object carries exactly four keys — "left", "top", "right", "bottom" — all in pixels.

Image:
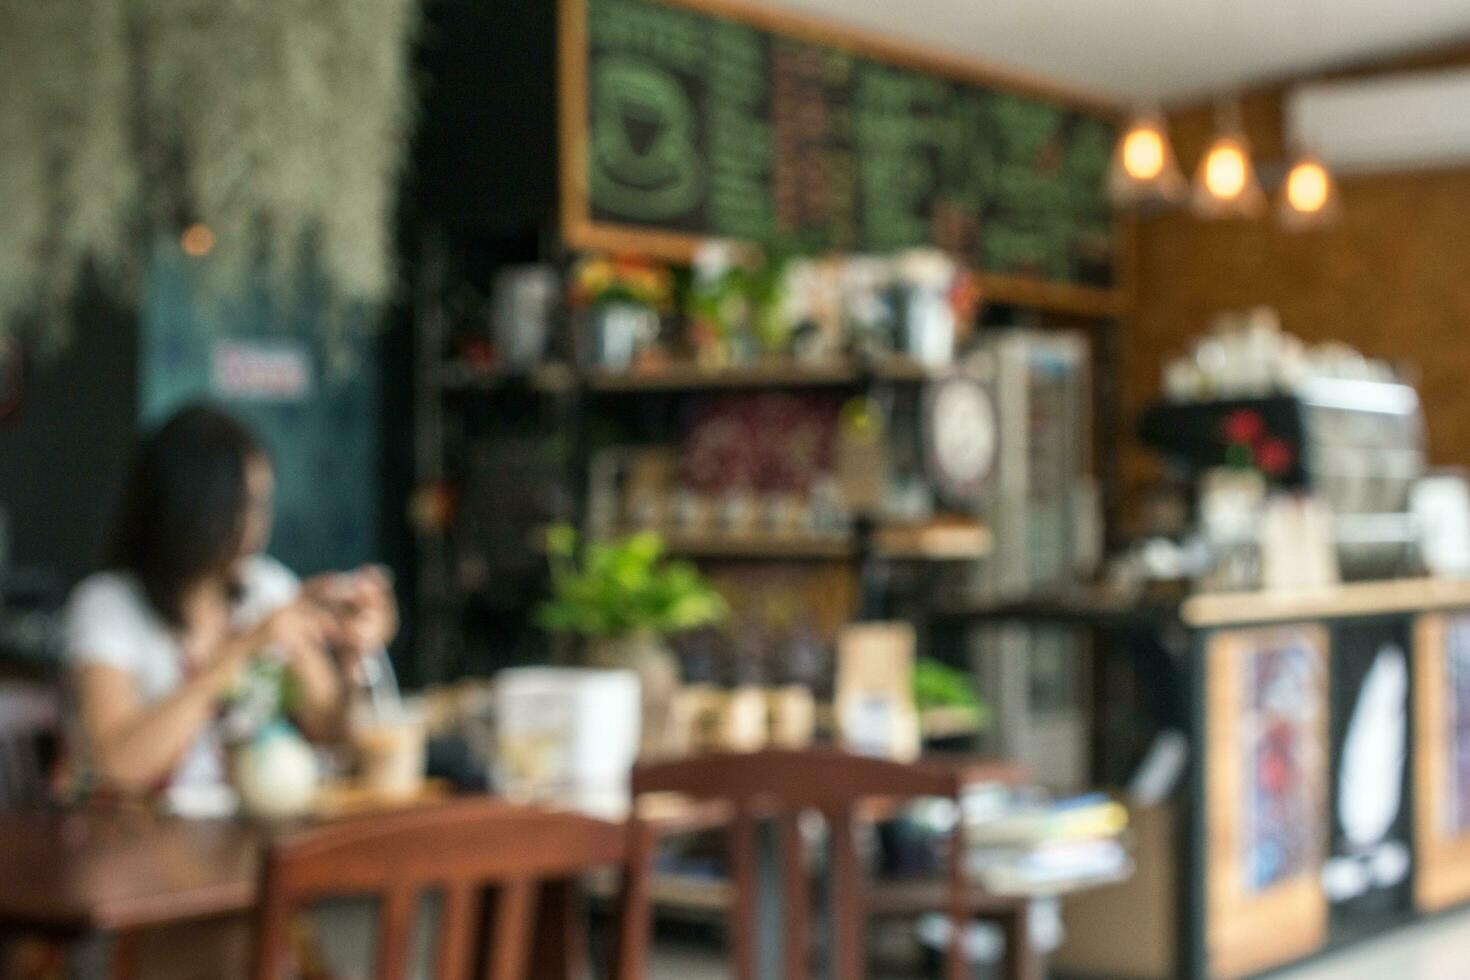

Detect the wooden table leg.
[
  {"left": 0, "top": 933, "right": 81, "bottom": 980},
  {"left": 999, "top": 903, "right": 1040, "bottom": 980},
  {"left": 613, "top": 825, "right": 654, "bottom": 980},
  {"left": 530, "top": 879, "right": 588, "bottom": 980},
  {"left": 108, "top": 930, "right": 139, "bottom": 980}
]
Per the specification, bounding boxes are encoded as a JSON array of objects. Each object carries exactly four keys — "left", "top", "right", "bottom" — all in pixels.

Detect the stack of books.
[{"left": 963, "top": 791, "right": 1132, "bottom": 896}]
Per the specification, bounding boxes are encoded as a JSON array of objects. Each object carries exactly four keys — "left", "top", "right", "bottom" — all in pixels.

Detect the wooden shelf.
[
  {"left": 873, "top": 521, "right": 993, "bottom": 561},
  {"left": 593, "top": 870, "right": 1032, "bottom": 917},
  {"left": 584, "top": 356, "right": 951, "bottom": 393},
  {"left": 659, "top": 532, "right": 857, "bottom": 560},
  {"left": 647, "top": 874, "right": 734, "bottom": 911},
  {"left": 440, "top": 357, "right": 955, "bottom": 395},
  {"left": 625, "top": 521, "right": 991, "bottom": 562},
  {"left": 918, "top": 706, "right": 987, "bottom": 740},
  {"left": 866, "top": 877, "right": 1028, "bottom": 917},
  {"left": 438, "top": 362, "right": 576, "bottom": 393},
  {"left": 812, "top": 706, "right": 987, "bottom": 741},
  {"left": 586, "top": 869, "right": 733, "bottom": 914},
  {"left": 584, "top": 360, "right": 862, "bottom": 392},
  {"left": 539, "top": 518, "right": 994, "bottom": 563},
  {"left": 867, "top": 355, "right": 945, "bottom": 383},
  {"left": 979, "top": 272, "right": 1126, "bottom": 319}
]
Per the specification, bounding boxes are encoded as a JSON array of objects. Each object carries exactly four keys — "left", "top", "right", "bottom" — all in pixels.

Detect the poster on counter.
[
  {"left": 1242, "top": 635, "right": 1324, "bottom": 894},
  {"left": 1325, "top": 619, "right": 1414, "bottom": 938},
  {"left": 1414, "top": 613, "right": 1470, "bottom": 912},
  {"left": 1445, "top": 615, "right": 1470, "bottom": 835},
  {"left": 1207, "top": 625, "right": 1329, "bottom": 980}
]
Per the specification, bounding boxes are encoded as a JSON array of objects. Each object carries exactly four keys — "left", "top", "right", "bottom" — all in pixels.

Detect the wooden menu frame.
[
  {"left": 1413, "top": 613, "right": 1470, "bottom": 911},
  {"left": 1205, "top": 626, "right": 1330, "bottom": 980},
  {"left": 556, "top": 0, "right": 1129, "bottom": 318}
]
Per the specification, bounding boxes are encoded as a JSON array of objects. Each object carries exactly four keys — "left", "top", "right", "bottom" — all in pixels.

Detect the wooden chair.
[
  {"left": 626, "top": 748, "right": 980, "bottom": 980},
  {"left": 0, "top": 683, "right": 62, "bottom": 979},
  {"left": 0, "top": 682, "right": 58, "bottom": 810},
  {"left": 250, "top": 798, "right": 647, "bottom": 980}
]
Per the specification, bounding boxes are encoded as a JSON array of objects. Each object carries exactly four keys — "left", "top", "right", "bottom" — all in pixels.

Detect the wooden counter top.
[{"left": 1181, "top": 578, "right": 1470, "bottom": 628}]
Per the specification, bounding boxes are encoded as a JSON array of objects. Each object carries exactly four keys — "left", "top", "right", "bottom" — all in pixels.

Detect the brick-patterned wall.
[{"left": 1125, "top": 49, "right": 1470, "bottom": 505}]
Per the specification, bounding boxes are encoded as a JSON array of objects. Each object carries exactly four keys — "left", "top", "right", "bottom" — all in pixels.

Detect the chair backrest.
[
  {"left": 251, "top": 799, "right": 634, "bottom": 980},
  {"left": 0, "top": 682, "right": 58, "bottom": 810},
  {"left": 631, "top": 748, "right": 969, "bottom": 980}
]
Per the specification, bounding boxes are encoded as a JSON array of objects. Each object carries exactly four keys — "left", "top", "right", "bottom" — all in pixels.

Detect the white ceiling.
[{"left": 763, "top": 0, "right": 1470, "bottom": 104}]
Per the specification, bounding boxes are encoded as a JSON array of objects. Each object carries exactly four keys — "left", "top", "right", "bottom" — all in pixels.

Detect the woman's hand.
[
  {"left": 285, "top": 567, "right": 398, "bottom": 743},
  {"left": 252, "top": 598, "right": 331, "bottom": 663},
  {"left": 302, "top": 565, "right": 399, "bottom": 668},
  {"left": 256, "top": 597, "right": 344, "bottom": 742}
]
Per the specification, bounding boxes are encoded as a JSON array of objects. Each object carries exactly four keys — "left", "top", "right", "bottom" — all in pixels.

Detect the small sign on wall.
[{"left": 211, "top": 340, "right": 313, "bottom": 401}]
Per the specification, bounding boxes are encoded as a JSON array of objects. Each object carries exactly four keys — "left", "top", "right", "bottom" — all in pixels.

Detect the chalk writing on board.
[{"left": 582, "top": 0, "right": 1116, "bottom": 287}]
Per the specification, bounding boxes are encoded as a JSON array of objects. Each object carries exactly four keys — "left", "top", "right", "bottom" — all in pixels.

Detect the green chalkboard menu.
[{"left": 565, "top": 0, "right": 1118, "bottom": 293}]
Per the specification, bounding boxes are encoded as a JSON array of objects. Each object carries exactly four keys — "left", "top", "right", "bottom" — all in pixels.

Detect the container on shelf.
[
  {"left": 582, "top": 301, "right": 660, "bottom": 371},
  {"left": 490, "top": 264, "right": 558, "bottom": 368}
]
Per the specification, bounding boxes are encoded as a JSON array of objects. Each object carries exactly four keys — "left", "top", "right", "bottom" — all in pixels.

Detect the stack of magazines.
[{"left": 961, "top": 790, "right": 1132, "bottom": 896}]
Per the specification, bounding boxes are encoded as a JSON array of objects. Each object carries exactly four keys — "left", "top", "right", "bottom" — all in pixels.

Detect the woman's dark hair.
[{"left": 108, "top": 403, "right": 268, "bottom": 626}]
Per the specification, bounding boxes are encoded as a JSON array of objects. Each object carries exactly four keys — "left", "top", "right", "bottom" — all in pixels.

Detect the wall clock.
[{"left": 923, "top": 376, "right": 997, "bottom": 510}]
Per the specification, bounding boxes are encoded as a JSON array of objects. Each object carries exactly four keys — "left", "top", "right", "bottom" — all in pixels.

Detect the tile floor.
[
  {"left": 648, "top": 906, "right": 1470, "bottom": 979},
  {"left": 1276, "top": 909, "right": 1470, "bottom": 980}
]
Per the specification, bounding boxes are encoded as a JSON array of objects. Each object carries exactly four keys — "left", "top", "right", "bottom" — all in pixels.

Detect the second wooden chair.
[
  {"left": 627, "top": 747, "right": 974, "bottom": 980},
  {"left": 250, "top": 798, "right": 646, "bottom": 980}
]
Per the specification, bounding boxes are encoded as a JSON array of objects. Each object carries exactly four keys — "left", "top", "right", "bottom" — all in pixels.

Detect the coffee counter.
[
  {"left": 1181, "top": 578, "right": 1470, "bottom": 628},
  {"left": 933, "top": 577, "right": 1470, "bottom": 979}
]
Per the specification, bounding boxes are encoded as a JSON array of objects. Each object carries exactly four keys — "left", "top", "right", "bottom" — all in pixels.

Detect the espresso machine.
[{"left": 1139, "top": 376, "right": 1427, "bottom": 579}]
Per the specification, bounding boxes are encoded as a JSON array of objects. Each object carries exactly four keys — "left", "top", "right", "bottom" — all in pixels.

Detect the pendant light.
[
  {"left": 1278, "top": 151, "right": 1340, "bottom": 230},
  {"left": 1192, "top": 102, "right": 1265, "bottom": 218},
  {"left": 1108, "top": 110, "right": 1187, "bottom": 206},
  {"left": 1276, "top": 0, "right": 1338, "bottom": 230}
]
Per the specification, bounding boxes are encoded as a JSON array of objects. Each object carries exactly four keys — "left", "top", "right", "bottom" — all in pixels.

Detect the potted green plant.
[
  {"left": 537, "top": 525, "right": 729, "bottom": 756},
  {"left": 912, "top": 657, "right": 990, "bottom": 744}
]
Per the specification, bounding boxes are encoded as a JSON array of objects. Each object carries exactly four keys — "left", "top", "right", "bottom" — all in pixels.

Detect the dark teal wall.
[
  {"left": 140, "top": 245, "right": 381, "bottom": 577},
  {"left": 0, "top": 286, "right": 137, "bottom": 591}
]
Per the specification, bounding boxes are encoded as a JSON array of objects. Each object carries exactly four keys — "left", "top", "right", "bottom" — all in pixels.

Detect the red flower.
[
  {"left": 1222, "top": 409, "right": 1266, "bottom": 445},
  {"left": 1256, "top": 438, "right": 1294, "bottom": 477}
]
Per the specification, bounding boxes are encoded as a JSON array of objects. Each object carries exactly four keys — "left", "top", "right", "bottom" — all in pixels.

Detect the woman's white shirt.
[{"left": 63, "top": 555, "right": 300, "bottom": 801}]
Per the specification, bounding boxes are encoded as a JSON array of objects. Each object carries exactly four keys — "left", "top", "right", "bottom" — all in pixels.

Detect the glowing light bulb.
[
  {"left": 1278, "top": 153, "right": 1339, "bottom": 229},
  {"left": 1285, "top": 160, "right": 1330, "bottom": 214},
  {"left": 1192, "top": 128, "right": 1264, "bottom": 219},
  {"left": 1122, "top": 126, "right": 1166, "bottom": 181},
  {"left": 1109, "top": 111, "right": 1186, "bottom": 206},
  {"left": 181, "top": 224, "right": 216, "bottom": 258},
  {"left": 1203, "top": 142, "right": 1248, "bottom": 200}
]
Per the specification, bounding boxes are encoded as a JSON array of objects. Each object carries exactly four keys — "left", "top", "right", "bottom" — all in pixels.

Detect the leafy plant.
[
  {"left": 0, "top": 0, "right": 418, "bottom": 348},
  {"left": 748, "top": 243, "right": 795, "bottom": 354},
  {"left": 537, "top": 525, "right": 730, "bottom": 640},
  {"left": 913, "top": 657, "right": 989, "bottom": 728}
]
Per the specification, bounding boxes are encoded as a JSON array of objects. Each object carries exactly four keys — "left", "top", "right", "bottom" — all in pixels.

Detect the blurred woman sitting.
[{"left": 65, "top": 403, "right": 397, "bottom": 811}]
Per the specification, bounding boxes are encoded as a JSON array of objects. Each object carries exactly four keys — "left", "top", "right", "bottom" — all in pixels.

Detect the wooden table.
[
  {"left": 0, "top": 809, "right": 260, "bottom": 939},
  {"left": 0, "top": 796, "right": 731, "bottom": 980},
  {"left": 0, "top": 765, "right": 1024, "bottom": 978}
]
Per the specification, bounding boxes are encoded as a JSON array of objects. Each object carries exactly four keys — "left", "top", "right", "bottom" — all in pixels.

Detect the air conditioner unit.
[{"left": 1287, "top": 67, "right": 1470, "bottom": 174}]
